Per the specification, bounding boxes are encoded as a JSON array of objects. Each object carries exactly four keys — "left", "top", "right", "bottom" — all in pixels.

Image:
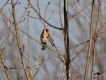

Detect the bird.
[{"left": 40, "top": 28, "right": 50, "bottom": 50}]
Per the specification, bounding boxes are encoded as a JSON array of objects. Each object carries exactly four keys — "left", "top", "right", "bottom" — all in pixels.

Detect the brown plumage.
[{"left": 40, "top": 28, "right": 50, "bottom": 50}]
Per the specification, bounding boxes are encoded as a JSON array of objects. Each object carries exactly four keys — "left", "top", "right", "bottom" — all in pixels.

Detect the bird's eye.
[{"left": 46, "top": 29, "right": 48, "bottom": 32}]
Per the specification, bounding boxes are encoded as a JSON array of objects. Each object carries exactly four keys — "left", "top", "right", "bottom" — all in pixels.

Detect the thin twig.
[
  {"left": 27, "top": 0, "right": 63, "bottom": 30},
  {"left": 84, "top": 0, "right": 95, "bottom": 80},
  {"left": 47, "top": 10, "right": 54, "bottom": 21},
  {"left": 68, "top": 2, "right": 92, "bottom": 21},
  {"left": 59, "top": 0, "right": 63, "bottom": 28},
  {"left": 0, "top": 51, "right": 11, "bottom": 80},
  {"left": 27, "top": 11, "right": 32, "bottom": 78},
  {"left": 17, "top": 1, "right": 30, "bottom": 24},
  {"left": 44, "top": 2, "right": 50, "bottom": 19}
]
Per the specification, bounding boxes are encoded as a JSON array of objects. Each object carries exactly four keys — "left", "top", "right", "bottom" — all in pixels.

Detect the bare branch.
[
  {"left": 27, "top": 0, "right": 63, "bottom": 30},
  {"left": 84, "top": 0, "right": 95, "bottom": 80},
  {"left": 68, "top": 2, "right": 92, "bottom": 21},
  {"left": 11, "top": 0, "right": 30, "bottom": 79}
]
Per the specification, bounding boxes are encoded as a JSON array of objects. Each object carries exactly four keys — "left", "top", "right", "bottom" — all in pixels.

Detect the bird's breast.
[{"left": 41, "top": 37, "right": 49, "bottom": 43}]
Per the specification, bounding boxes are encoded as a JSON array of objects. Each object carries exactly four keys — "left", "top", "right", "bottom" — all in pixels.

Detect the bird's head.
[{"left": 43, "top": 28, "right": 49, "bottom": 33}]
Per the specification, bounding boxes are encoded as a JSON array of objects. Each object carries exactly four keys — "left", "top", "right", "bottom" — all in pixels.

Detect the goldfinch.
[{"left": 40, "top": 28, "right": 50, "bottom": 50}]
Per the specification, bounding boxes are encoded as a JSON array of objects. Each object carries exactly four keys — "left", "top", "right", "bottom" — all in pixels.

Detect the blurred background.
[{"left": 0, "top": 0, "right": 106, "bottom": 80}]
